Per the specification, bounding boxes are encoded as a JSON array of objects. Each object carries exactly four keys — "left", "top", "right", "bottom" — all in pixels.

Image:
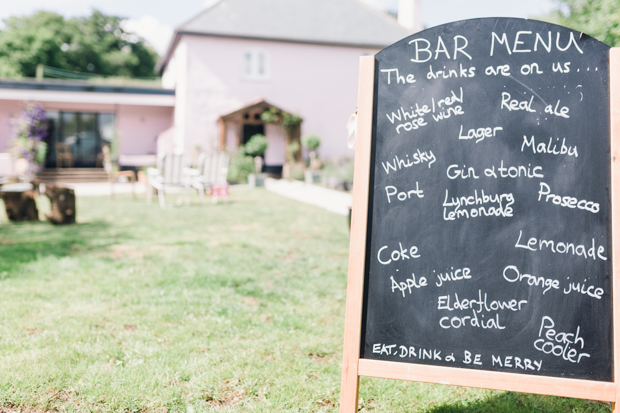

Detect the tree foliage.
[
  {"left": 0, "top": 10, "right": 158, "bottom": 78},
  {"left": 542, "top": 0, "right": 620, "bottom": 46}
]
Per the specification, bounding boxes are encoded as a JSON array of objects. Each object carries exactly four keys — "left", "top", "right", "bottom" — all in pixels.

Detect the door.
[
  {"left": 77, "top": 112, "right": 98, "bottom": 167},
  {"left": 243, "top": 124, "right": 264, "bottom": 145},
  {"left": 44, "top": 111, "right": 114, "bottom": 168},
  {"left": 63, "top": 112, "right": 99, "bottom": 167}
]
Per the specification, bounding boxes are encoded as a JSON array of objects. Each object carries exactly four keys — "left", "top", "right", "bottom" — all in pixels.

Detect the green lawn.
[{"left": 0, "top": 188, "right": 612, "bottom": 412}]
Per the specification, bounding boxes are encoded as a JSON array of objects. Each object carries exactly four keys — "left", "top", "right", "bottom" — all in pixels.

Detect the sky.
[{"left": 0, "top": 0, "right": 558, "bottom": 56}]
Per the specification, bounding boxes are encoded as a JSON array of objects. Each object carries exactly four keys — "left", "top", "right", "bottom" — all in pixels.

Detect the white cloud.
[
  {"left": 360, "top": 0, "right": 398, "bottom": 12},
  {"left": 121, "top": 15, "right": 173, "bottom": 56},
  {"left": 203, "top": 0, "right": 220, "bottom": 8}
]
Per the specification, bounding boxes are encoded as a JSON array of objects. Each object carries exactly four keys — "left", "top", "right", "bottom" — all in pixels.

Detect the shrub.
[
  {"left": 322, "top": 156, "right": 354, "bottom": 190},
  {"left": 244, "top": 134, "right": 268, "bottom": 157},
  {"left": 301, "top": 134, "right": 321, "bottom": 151},
  {"left": 286, "top": 141, "right": 300, "bottom": 163},
  {"left": 227, "top": 145, "right": 255, "bottom": 183},
  {"left": 288, "top": 162, "right": 305, "bottom": 181},
  {"left": 8, "top": 102, "right": 48, "bottom": 175}
]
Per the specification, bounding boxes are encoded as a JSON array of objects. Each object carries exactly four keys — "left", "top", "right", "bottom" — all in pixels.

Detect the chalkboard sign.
[{"left": 341, "top": 17, "right": 620, "bottom": 412}]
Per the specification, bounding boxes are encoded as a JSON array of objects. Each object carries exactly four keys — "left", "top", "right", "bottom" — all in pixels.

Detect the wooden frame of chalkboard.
[{"left": 340, "top": 25, "right": 620, "bottom": 412}]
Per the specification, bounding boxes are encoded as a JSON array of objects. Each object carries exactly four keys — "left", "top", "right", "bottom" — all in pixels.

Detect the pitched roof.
[
  {"left": 220, "top": 98, "right": 283, "bottom": 121},
  {"left": 158, "top": 0, "right": 409, "bottom": 72}
]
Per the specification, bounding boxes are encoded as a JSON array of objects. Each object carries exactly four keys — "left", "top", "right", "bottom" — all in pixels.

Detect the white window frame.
[{"left": 242, "top": 49, "right": 270, "bottom": 81}]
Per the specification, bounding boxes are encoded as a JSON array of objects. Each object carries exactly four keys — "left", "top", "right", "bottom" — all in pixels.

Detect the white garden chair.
[
  {"left": 146, "top": 154, "right": 188, "bottom": 209},
  {"left": 184, "top": 152, "right": 230, "bottom": 203}
]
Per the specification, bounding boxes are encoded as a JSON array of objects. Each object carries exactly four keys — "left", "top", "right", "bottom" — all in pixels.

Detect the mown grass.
[{"left": 0, "top": 188, "right": 612, "bottom": 412}]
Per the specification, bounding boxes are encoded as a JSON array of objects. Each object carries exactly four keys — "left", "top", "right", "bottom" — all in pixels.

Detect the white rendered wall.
[
  {"left": 225, "top": 123, "right": 237, "bottom": 151},
  {"left": 163, "top": 39, "right": 189, "bottom": 155},
  {"left": 264, "top": 123, "right": 286, "bottom": 165},
  {"left": 0, "top": 100, "right": 19, "bottom": 152},
  {"left": 116, "top": 105, "right": 173, "bottom": 155}
]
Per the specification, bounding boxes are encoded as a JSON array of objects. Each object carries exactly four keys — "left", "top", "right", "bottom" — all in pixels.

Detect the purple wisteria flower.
[{"left": 8, "top": 102, "right": 49, "bottom": 176}]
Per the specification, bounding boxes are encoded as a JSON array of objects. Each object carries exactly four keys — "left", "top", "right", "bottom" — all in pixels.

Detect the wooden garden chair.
[
  {"left": 56, "top": 143, "right": 73, "bottom": 168},
  {"left": 102, "top": 145, "right": 137, "bottom": 200}
]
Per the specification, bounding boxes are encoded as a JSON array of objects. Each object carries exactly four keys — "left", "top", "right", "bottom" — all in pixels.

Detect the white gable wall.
[
  {"left": 264, "top": 123, "right": 286, "bottom": 165},
  {"left": 116, "top": 104, "right": 173, "bottom": 155},
  {"left": 167, "top": 34, "right": 378, "bottom": 162},
  {"left": 162, "top": 38, "right": 189, "bottom": 155}
]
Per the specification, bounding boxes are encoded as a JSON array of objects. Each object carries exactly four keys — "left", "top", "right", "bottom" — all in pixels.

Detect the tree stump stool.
[
  {"left": 0, "top": 183, "right": 39, "bottom": 222},
  {"left": 44, "top": 184, "right": 76, "bottom": 225}
]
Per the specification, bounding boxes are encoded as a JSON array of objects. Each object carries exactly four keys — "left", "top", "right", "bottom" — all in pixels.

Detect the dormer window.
[{"left": 243, "top": 49, "right": 269, "bottom": 80}]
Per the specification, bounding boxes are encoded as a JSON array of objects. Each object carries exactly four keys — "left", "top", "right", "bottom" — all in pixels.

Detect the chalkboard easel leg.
[
  {"left": 611, "top": 47, "right": 620, "bottom": 413},
  {"left": 339, "top": 55, "right": 375, "bottom": 413},
  {"left": 339, "top": 374, "right": 360, "bottom": 412}
]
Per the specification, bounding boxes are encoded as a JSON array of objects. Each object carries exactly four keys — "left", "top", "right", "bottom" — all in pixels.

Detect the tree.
[
  {"left": 542, "top": 0, "right": 620, "bottom": 46},
  {"left": 0, "top": 10, "right": 159, "bottom": 78}
]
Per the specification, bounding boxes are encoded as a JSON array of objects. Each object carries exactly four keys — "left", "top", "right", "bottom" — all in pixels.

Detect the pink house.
[
  {"left": 158, "top": 0, "right": 410, "bottom": 174},
  {"left": 0, "top": 0, "right": 414, "bottom": 174}
]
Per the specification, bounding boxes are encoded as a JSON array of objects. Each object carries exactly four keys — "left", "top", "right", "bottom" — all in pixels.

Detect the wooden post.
[
  {"left": 609, "top": 47, "right": 620, "bottom": 413},
  {"left": 340, "top": 55, "right": 375, "bottom": 413},
  {"left": 0, "top": 186, "right": 38, "bottom": 222},
  {"left": 218, "top": 119, "right": 226, "bottom": 151},
  {"left": 44, "top": 184, "right": 76, "bottom": 225},
  {"left": 236, "top": 120, "right": 243, "bottom": 148}
]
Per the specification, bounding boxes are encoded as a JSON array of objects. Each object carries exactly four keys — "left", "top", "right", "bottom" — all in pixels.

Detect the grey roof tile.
[{"left": 177, "top": 0, "right": 409, "bottom": 48}]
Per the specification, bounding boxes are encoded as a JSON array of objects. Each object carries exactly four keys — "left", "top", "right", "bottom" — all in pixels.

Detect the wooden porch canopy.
[{"left": 218, "top": 98, "right": 296, "bottom": 150}]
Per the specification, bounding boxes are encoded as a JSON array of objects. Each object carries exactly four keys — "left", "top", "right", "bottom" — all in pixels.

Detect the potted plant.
[
  {"left": 282, "top": 141, "right": 305, "bottom": 181},
  {"left": 245, "top": 133, "right": 268, "bottom": 187},
  {"left": 301, "top": 134, "right": 321, "bottom": 184},
  {"left": 321, "top": 156, "right": 354, "bottom": 191}
]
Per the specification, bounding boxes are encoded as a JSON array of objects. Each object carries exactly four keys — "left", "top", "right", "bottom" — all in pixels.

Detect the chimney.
[{"left": 398, "top": 0, "right": 423, "bottom": 33}]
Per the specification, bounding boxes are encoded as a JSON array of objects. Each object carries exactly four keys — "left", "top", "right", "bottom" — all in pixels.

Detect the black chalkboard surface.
[{"left": 361, "top": 18, "right": 612, "bottom": 382}]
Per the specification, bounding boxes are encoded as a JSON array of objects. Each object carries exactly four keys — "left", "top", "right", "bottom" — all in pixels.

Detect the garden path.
[
  {"left": 60, "top": 182, "right": 146, "bottom": 197},
  {"left": 264, "top": 178, "right": 351, "bottom": 216}
]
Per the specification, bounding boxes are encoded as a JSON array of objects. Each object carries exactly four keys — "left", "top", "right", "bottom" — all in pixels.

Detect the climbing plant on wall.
[
  {"left": 260, "top": 107, "right": 302, "bottom": 132},
  {"left": 261, "top": 107, "right": 303, "bottom": 162}
]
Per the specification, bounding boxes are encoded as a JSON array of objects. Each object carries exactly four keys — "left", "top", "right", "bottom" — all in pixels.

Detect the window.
[
  {"left": 45, "top": 111, "right": 116, "bottom": 167},
  {"left": 243, "top": 49, "right": 269, "bottom": 80}
]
